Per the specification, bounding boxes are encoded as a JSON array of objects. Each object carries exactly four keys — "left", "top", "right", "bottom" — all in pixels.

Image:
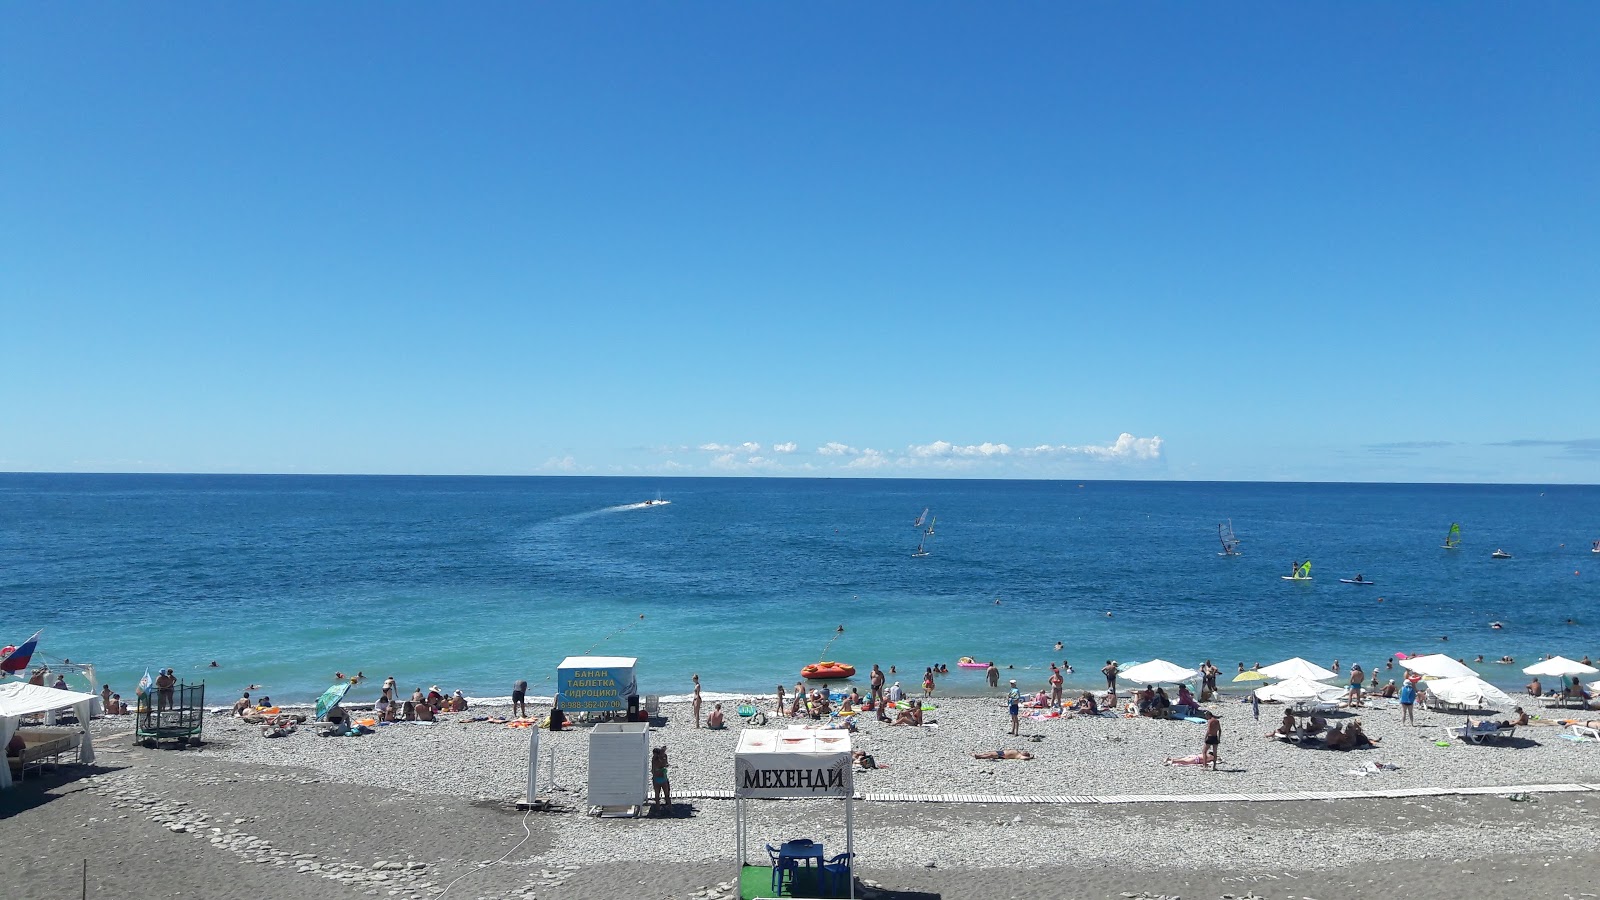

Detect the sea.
[{"left": 2, "top": 474, "right": 1595, "bottom": 707}]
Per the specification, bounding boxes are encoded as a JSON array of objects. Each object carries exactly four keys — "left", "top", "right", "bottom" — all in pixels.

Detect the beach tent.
[
  {"left": 0, "top": 681, "right": 99, "bottom": 790},
  {"left": 1258, "top": 658, "right": 1340, "bottom": 681},
  {"left": 555, "top": 657, "right": 638, "bottom": 714},
  {"left": 1421, "top": 676, "right": 1513, "bottom": 709},
  {"left": 734, "top": 728, "right": 854, "bottom": 899},
  {"left": 1254, "top": 677, "right": 1345, "bottom": 705},
  {"left": 1399, "top": 654, "right": 1477, "bottom": 679},
  {"left": 1119, "top": 659, "right": 1199, "bottom": 685}
]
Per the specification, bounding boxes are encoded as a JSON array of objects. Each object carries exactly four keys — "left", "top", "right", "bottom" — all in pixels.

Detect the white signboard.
[{"left": 734, "top": 729, "right": 854, "bottom": 800}]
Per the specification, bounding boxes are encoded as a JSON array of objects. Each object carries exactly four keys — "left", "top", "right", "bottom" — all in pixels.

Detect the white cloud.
[
  {"left": 1019, "top": 433, "right": 1164, "bottom": 461},
  {"left": 846, "top": 448, "right": 890, "bottom": 469},
  {"left": 907, "top": 440, "right": 1015, "bottom": 459},
  {"left": 541, "top": 455, "right": 580, "bottom": 472},
  {"left": 818, "top": 442, "right": 858, "bottom": 456},
  {"left": 772, "top": 441, "right": 798, "bottom": 454},
  {"left": 698, "top": 441, "right": 762, "bottom": 454}
]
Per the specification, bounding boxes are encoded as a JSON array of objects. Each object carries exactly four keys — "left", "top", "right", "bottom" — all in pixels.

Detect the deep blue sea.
[{"left": 2, "top": 475, "right": 1595, "bottom": 706}]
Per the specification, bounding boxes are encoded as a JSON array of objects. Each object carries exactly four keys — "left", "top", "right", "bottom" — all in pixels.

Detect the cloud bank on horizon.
[{"left": 587, "top": 432, "right": 1166, "bottom": 476}]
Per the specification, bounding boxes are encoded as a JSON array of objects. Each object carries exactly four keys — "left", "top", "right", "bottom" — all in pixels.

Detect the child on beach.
[{"left": 650, "top": 747, "right": 671, "bottom": 811}]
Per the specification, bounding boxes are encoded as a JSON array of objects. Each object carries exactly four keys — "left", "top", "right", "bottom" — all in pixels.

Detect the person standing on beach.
[
  {"left": 775, "top": 683, "right": 785, "bottom": 717},
  {"left": 1102, "top": 660, "right": 1119, "bottom": 693},
  {"left": 1203, "top": 713, "right": 1222, "bottom": 770},
  {"left": 869, "top": 664, "right": 884, "bottom": 709},
  {"left": 1399, "top": 676, "right": 1416, "bottom": 725},
  {"left": 1347, "top": 664, "right": 1365, "bottom": 706},
  {"left": 1049, "top": 665, "right": 1064, "bottom": 707},
  {"left": 650, "top": 746, "right": 671, "bottom": 811},
  {"left": 986, "top": 661, "right": 1000, "bottom": 688},
  {"left": 922, "top": 667, "right": 936, "bottom": 699},
  {"left": 382, "top": 676, "right": 398, "bottom": 703},
  {"left": 1009, "top": 693, "right": 1020, "bottom": 736},
  {"left": 155, "top": 668, "right": 176, "bottom": 711},
  {"left": 512, "top": 677, "right": 528, "bottom": 719},
  {"left": 691, "top": 674, "right": 702, "bottom": 728}
]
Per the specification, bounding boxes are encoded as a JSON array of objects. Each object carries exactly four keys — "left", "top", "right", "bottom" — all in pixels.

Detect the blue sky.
[{"left": 2, "top": 4, "right": 1596, "bottom": 482}]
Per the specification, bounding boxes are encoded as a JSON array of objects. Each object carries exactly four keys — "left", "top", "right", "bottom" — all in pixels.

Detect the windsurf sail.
[
  {"left": 912, "top": 516, "right": 935, "bottom": 557},
  {"left": 914, "top": 507, "right": 929, "bottom": 528},
  {"left": 0, "top": 629, "right": 42, "bottom": 674},
  {"left": 1298, "top": 560, "right": 1312, "bottom": 579},
  {"left": 1443, "top": 523, "right": 1461, "bottom": 549},
  {"left": 1218, "top": 520, "right": 1241, "bottom": 556}
]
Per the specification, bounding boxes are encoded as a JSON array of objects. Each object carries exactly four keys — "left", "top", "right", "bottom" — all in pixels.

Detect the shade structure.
[
  {"left": 1399, "top": 654, "right": 1478, "bottom": 679},
  {"left": 1119, "top": 659, "right": 1199, "bottom": 685},
  {"left": 1231, "top": 670, "right": 1268, "bottom": 683},
  {"left": 1255, "top": 677, "right": 1345, "bottom": 705},
  {"left": 734, "top": 729, "right": 855, "bottom": 898},
  {"left": 1422, "top": 676, "right": 1513, "bottom": 708},
  {"left": 0, "top": 681, "right": 100, "bottom": 790},
  {"left": 314, "top": 683, "right": 350, "bottom": 722},
  {"left": 1522, "top": 656, "right": 1600, "bottom": 679},
  {"left": 1258, "top": 658, "right": 1340, "bottom": 681}
]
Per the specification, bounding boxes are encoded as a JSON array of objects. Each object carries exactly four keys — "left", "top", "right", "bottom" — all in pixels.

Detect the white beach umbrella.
[
  {"left": 1421, "top": 675, "right": 1513, "bottom": 708},
  {"left": 1254, "top": 677, "right": 1345, "bottom": 704},
  {"left": 1119, "top": 659, "right": 1199, "bottom": 685},
  {"left": 1399, "top": 654, "right": 1477, "bottom": 679},
  {"left": 1521, "top": 656, "right": 1600, "bottom": 679},
  {"left": 1258, "top": 658, "right": 1340, "bottom": 681}
]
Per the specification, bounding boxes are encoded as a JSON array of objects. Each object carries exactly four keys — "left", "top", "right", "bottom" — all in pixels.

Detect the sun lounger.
[
  {"left": 1569, "top": 724, "right": 1600, "bottom": 741},
  {"left": 1447, "top": 722, "right": 1512, "bottom": 744}
]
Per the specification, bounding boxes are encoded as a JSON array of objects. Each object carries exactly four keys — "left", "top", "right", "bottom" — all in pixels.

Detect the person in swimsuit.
[
  {"left": 691, "top": 674, "right": 702, "bottom": 729},
  {"left": 650, "top": 746, "right": 671, "bottom": 810},
  {"left": 1203, "top": 712, "right": 1222, "bottom": 769},
  {"left": 511, "top": 678, "right": 528, "bottom": 718}
]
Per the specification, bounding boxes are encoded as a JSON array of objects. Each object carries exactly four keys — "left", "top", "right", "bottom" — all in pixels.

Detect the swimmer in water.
[
  {"left": 1054, "top": 641, "right": 1064, "bottom": 652},
  {"left": 209, "top": 661, "right": 219, "bottom": 668}
]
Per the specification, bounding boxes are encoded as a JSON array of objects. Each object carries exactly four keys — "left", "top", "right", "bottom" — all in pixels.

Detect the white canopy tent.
[
  {"left": 0, "top": 682, "right": 99, "bottom": 790},
  {"left": 1119, "top": 659, "right": 1199, "bottom": 685},
  {"left": 1255, "top": 677, "right": 1345, "bottom": 705},
  {"left": 1421, "top": 675, "right": 1513, "bottom": 709},
  {"left": 1258, "top": 658, "right": 1340, "bottom": 681},
  {"left": 1522, "top": 656, "right": 1599, "bottom": 679},
  {"left": 734, "top": 729, "right": 854, "bottom": 899},
  {"left": 1400, "top": 654, "right": 1478, "bottom": 679}
]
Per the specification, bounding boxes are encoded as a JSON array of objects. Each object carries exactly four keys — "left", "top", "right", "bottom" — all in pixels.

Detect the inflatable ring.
[{"left": 801, "top": 661, "right": 857, "bottom": 680}]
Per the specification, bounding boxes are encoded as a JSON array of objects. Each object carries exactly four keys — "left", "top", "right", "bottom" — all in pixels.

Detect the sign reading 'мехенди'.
[{"left": 733, "top": 756, "right": 853, "bottom": 799}]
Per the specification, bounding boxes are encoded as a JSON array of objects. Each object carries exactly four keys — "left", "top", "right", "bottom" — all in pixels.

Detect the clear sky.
[{"left": 3, "top": 4, "right": 1596, "bottom": 482}]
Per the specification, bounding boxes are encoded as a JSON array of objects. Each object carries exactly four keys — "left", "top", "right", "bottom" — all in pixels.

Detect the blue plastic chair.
[
  {"left": 820, "top": 851, "right": 853, "bottom": 897},
  {"left": 764, "top": 844, "right": 798, "bottom": 896}
]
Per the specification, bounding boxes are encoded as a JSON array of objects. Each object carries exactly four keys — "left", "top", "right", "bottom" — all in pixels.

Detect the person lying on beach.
[
  {"left": 972, "top": 749, "right": 1033, "bottom": 760},
  {"left": 851, "top": 749, "right": 886, "bottom": 769},
  {"left": 1324, "top": 720, "right": 1378, "bottom": 751}
]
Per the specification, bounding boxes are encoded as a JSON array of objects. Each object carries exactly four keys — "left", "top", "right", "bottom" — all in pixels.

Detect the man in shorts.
[{"left": 512, "top": 678, "right": 528, "bottom": 718}]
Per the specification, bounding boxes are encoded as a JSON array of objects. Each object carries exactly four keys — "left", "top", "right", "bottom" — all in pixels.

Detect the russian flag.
[{"left": 0, "top": 629, "right": 42, "bottom": 675}]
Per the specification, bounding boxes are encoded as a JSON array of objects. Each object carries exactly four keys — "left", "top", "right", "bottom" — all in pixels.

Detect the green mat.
[{"left": 739, "top": 863, "right": 829, "bottom": 899}]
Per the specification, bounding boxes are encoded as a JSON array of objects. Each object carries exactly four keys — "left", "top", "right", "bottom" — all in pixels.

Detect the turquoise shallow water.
[{"left": 1, "top": 474, "right": 1595, "bottom": 706}]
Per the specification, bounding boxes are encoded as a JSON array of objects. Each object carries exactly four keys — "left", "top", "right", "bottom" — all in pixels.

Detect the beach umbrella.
[
  {"left": 314, "top": 683, "right": 350, "bottom": 722},
  {"left": 1232, "top": 670, "right": 1269, "bottom": 684},
  {"left": 1254, "top": 676, "right": 1344, "bottom": 705},
  {"left": 1258, "top": 658, "right": 1340, "bottom": 681},
  {"left": 1421, "top": 675, "right": 1513, "bottom": 709},
  {"left": 1399, "top": 654, "right": 1477, "bottom": 679},
  {"left": 1521, "top": 656, "right": 1599, "bottom": 679},
  {"left": 1119, "top": 659, "right": 1199, "bottom": 685}
]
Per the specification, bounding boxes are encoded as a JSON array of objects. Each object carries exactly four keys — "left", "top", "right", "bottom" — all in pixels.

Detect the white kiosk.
[
  {"left": 555, "top": 656, "right": 638, "bottom": 716},
  {"left": 734, "top": 729, "right": 855, "bottom": 899}
]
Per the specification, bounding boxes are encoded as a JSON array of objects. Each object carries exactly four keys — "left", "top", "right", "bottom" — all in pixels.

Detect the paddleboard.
[
  {"left": 1281, "top": 576, "right": 1312, "bottom": 581},
  {"left": 1339, "top": 579, "right": 1376, "bottom": 585}
]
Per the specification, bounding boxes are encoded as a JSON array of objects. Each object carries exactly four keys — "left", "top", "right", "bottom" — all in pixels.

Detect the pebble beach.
[{"left": 8, "top": 690, "right": 1598, "bottom": 900}]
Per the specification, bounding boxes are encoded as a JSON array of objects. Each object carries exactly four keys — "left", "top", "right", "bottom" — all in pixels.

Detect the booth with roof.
[
  {"left": 556, "top": 656, "right": 638, "bottom": 718},
  {"left": 1, "top": 682, "right": 100, "bottom": 789},
  {"left": 734, "top": 729, "right": 855, "bottom": 899}
]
